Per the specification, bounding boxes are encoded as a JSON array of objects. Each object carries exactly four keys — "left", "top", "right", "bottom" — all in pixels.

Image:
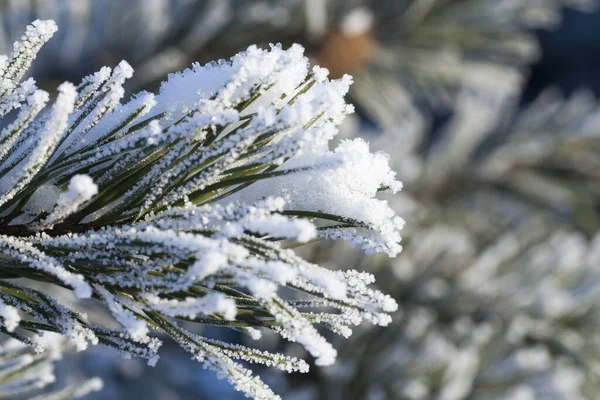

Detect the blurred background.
[{"left": 2, "top": 1, "right": 600, "bottom": 399}]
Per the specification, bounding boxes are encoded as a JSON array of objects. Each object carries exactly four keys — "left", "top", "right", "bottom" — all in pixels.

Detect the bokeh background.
[{"left": 2, "top": 1, "right": 600, "bottom": 399}]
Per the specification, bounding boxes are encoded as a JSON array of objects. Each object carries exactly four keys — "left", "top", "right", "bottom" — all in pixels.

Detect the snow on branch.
[{"left": 0, "top": 19, "right": 404, "bottom": 399}]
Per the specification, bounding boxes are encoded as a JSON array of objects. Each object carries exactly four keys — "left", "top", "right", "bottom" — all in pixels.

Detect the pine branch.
[
  {"left": 0, "top": 20, "right": 404, "bottom": 399},
  {"left": 301, "top": 49, "right": 600, "bottom": 400}
]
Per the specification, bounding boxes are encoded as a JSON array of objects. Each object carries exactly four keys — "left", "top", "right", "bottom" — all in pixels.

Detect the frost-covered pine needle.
[{"left": 0, "top": 20, "right": 403, "bottom": 399}]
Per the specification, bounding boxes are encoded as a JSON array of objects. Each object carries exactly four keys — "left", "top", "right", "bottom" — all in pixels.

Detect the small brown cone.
[{"left": 315, "top": 29, "right": 377, "bottom": 79}]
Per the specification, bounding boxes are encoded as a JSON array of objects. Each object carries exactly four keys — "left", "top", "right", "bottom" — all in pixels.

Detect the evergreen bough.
[
  {"left": 299, "top": 84, "right": 600, "bottom": 400},
  {"left": 283, "top": 4, "right": 600, "bottom": 398},
  {"left": 0, "top": 20, "right": 403, "bottom": 399},
  {"left": 0, "top": 335, "right": 102, "bottom": 399},
  {"left": 1, "top": 0, "right": 596, "bottom": 127}
]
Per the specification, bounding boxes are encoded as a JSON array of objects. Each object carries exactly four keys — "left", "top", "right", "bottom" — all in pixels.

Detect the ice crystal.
[{"left": 0, "top": 20, "right": 402, "bottom": 399}]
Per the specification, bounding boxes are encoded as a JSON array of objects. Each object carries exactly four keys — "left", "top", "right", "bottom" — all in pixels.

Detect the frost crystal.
[
  {"left": 0, "top": 299, "right": 21, "bottom": 332},
  {"left": 0, "top": 20, "right": 402, "bottom": 399}
]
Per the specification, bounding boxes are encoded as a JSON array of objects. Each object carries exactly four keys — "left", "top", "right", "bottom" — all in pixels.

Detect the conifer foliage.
[
  {"left": 0, "top": 20, "right": 402, "bottom": 399},
  {"left": 0, "top": 334, "right": 102, "bottom": 399}
]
